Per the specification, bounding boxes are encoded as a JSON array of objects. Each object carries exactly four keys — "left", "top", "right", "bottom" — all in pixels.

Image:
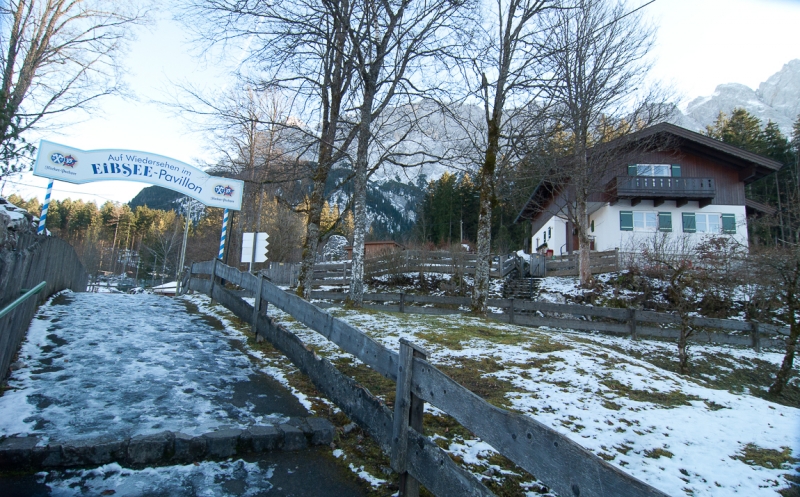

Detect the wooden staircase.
[{"left": 502, "top": 277, "right": 541, "bottom": 300}]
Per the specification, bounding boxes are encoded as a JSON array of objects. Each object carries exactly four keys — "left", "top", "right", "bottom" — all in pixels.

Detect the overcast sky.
[{"left": 3, "top": 0, "right": 800, "bottom": 206}]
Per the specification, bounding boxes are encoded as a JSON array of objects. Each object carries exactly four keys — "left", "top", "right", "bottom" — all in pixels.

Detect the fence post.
[
  {"left": 751, "top": 322, "right": 761, "bottom": 353},
  {"left": 629, "top": 308, "right": 637, "bottom": 340},
  {"left": 509, "top": 298, "right": 515, "bottom": 324},
  {"left": 209, "top": 258, "right": 219, "bottom": 301},
  {"left": 399, "top": 292, "right": 405, "bottom": 313},
  {"left": 252, "top": 274, "right": 264, "bottom": 337},
  {"left": 391, "top": 339, "right": 429, "bottom": 497}
]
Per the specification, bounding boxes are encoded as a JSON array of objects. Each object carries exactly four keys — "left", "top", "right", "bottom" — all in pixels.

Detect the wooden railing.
[
  {"left": 309, "top": 290, "right": 790, "bottom": 351},
  {"left": 188, "top": 260, "right": 668, "bottom": 497},
  {"left": 546, "top": 250, "right": 619, "bottom": 277},
  {"left": 612, "top": 175, "right": 716, "bottom": 199},
  {"left": 363, "top": 250, "right": 517, "bottom": 279}
]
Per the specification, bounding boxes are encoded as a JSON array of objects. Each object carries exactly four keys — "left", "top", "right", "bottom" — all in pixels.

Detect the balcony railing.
[{"left": 611, "top": 175, "right": 716, "bottom": 199}]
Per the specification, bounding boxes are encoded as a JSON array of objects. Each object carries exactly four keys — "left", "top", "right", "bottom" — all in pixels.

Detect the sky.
[{"left": 2, "top": 0, "right": 800, "bottom": 206}]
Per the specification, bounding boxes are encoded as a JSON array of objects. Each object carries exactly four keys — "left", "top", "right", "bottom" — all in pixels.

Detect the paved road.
[{"left": 0, "top": 292, "right": 366, "bottom": 496}]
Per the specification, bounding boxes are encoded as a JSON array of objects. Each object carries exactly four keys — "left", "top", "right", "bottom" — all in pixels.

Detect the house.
[
  {"left": 345, "top": 240, "right": 405, "bottom": 259},
  {"left": 515, "top": 123, "right": 782, "bottom": 256}
]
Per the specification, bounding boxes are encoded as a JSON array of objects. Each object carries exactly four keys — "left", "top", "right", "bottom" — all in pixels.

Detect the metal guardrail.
[{"left": 0, "top": 281, "right": 46, "bottom": 320}]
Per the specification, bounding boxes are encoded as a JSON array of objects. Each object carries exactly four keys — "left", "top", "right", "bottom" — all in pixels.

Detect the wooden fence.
[
  {"left": 261, "top": 262, "right": 300, "bottom": 286},
  {"left": 309, "top": 291, "right": 790, "bottom": 351},
  {"left": 546, "top": 250, "right": 619, "bottom": 277},
  {"left": 0, "top": 234, "right": 88, "bottom": 383},
  {"left": 188, "top": 259, "right": 668, "bottom": 497},
  {"left": 264, "top": 251, "right": 519, "bottom": 287}
]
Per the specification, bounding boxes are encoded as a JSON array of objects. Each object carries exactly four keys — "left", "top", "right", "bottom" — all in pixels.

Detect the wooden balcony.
[{"left": 608, "top": 176, "right": 716, "bottom": 207}]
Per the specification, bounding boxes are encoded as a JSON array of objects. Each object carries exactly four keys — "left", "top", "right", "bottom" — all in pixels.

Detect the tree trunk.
[
  {"left": 678, "top": 316, "right": 692, "bottom": 375},
  {"left": 296, "top": 170, "right": 328, "bottom": 299},
  {"left": 349, "top": 92, "right": 375, "bottom": 308},
  {"left": 472, "top": 151, "right": 496, "bottom": 315},
  {"left": 769, "top": 295, "right": 798, "bottom": 395},
  {"left": 577, "top": 196, "right": 593, "bottom": 287}
]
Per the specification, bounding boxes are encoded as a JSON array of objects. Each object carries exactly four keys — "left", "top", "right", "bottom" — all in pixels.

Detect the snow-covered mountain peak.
[{"left": 679, "top": 59, "right": 800, "bottom": 134}]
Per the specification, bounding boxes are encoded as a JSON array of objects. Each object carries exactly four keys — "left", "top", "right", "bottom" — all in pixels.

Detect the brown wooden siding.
[{"left": 606, "top": 150, "right": 745, "bottom": 206}]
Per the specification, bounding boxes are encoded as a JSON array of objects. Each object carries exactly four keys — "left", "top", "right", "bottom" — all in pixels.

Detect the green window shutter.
[
  {"left": 627, "top": 165, "right": 637, "bottom": 176},
  {"left": 658, "top": 212, "right": 672, "bottom": 232},
  {"left": 620, "top": 211, "right": 633, "bottom": 231},
  {"left": 721, "top": 214, "right": 736, "bottom": 234},
  {"left": 671, "top": 164, "right": 681, "bottom": 177},
  {"left": 682, "top": 213, "right": 696, "bottom": 233}
]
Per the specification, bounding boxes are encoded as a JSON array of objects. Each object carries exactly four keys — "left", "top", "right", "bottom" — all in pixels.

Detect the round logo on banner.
[
  {"left": 214, "top": 185, "right": 235, "bottom": 196},
  {"left": 50, "top": 153, "right": 77, "bottom": 168}
]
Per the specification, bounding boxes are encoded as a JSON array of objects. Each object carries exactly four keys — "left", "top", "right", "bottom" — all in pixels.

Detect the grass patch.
[
  {"left": 525, "top": 337, "right": 573, "bottom": 354},
  {"left": 600, "top": 379, "right": 702, "bottom": 407},
  {"left": 523, "top": 356, "right": 565, "bottom": 373},
  {"left": 644, "top": 447, "right": 674, "bottom": 459},
  {"left": 602, "top": 400, "right": 623, "bottom": 411},
  {"left": 732, "top": 444, "right": 798, "bottom": 470},
  {"left": 439, "top": 358, "right": 514, "bottom": 409},
  {"left": 414, "top": 316, "right": 531, "bottom": 349},
  {"left": 597, "top": 340, "right": 800, "bottom": 409}
]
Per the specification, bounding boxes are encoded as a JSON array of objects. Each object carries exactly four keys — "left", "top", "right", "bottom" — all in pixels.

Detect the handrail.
[{"left": 0, "top": 281, "right": 46, "bottom": 320}]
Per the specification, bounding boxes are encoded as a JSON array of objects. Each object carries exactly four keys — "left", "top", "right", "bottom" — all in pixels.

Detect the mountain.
[
  {"left": 129, "top": 186, "right": 185, "bottom": 212},
  {"left": 324, "top": 166, "right": 425, "bottom": 240},
  {"left": 677, "top": 59, "right": 800, "bottom": 135}
]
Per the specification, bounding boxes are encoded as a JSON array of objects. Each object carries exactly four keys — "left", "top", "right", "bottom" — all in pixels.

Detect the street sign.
[{"left": 242, "top": 232, "right": 269, "bottom": 263}]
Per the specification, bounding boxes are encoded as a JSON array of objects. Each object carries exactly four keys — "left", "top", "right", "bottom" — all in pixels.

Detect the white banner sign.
[{"left": 33, "top": 140, "right": 244, "bottom": 211}]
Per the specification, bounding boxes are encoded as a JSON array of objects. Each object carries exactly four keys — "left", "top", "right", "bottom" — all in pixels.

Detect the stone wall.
[{"left": 0, "top": 234, "right": 87, "bottom": 383}]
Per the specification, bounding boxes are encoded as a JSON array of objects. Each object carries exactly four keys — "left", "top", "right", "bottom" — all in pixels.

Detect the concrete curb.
[{"left": 0, "top": 417, "right": 334, "bottom": 470}]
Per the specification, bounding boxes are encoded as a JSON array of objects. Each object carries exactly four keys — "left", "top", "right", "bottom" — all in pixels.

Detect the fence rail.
[
  {"left": 309, "top": 291, "right": 790, "bottom": 351},
  {"left": 189, "top": 260, "right": 668, "bottom": 497}
]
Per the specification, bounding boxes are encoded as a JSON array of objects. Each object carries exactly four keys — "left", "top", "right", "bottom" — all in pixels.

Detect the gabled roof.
[{"left": 515, "top": 123, "right": 784, "bottom": 223}]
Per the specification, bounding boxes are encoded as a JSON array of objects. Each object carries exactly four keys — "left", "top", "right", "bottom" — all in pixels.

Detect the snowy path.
[{"left": 0, "top": 291, "right": 308, "bottom": 443}]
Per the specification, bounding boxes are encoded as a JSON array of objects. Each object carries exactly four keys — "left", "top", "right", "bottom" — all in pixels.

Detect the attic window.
[{"left": 629, "top": 164, "right": 677, "bottom": 177}]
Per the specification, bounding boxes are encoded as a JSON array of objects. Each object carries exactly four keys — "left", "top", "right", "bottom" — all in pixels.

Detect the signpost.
[{"left": 242, "top": 232, "right": 269, "bottom": 272}]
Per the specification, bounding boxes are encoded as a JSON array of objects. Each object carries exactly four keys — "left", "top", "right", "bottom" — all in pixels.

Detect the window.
[
  {"left": 696, "top": 213, "right": 720, "bottom": 233},
  {"left": 548, "top": 227, "right": 552, "bottom": 238},
  {"left": 682, "top": 213, "right": 736, "bottom": 234},
  {"left": 628, "top": 164, "right": 681, "bottom": 177},
  {"left": 633, "top": 211, "right": 658, "bottom": 231},
  {"left": 620, "top": 211, "right": 670, "bottom": 232}
]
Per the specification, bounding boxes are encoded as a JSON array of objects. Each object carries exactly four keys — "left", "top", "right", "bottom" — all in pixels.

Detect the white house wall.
[
  {"left": 592, "top": 200, "right": 748, "bottom": 251},
  {"left": 531, "top": 216, "right": 568, "bottom": 256},
  {"left": 532, "top": 200, "right": 749, "bottom": 255}
]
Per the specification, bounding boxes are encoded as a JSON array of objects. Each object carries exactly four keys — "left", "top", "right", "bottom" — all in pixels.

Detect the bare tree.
[
  {"left": 543, "top": 0, "right": 667, "bottom": 287},
  {"left": 765, "top": 247, "right": 800, "bottom": 395},
  {"left": 345, "top": 0, "right": 469, "bottom": 307},
  {"left": 178, "top": 0, "right": 361, "bottom": 297},
  {"left": 451, "top": 0, "right": 555, "bottom": 314},
  {"left": 0, "top": 0, "right": 146, "bottom": 176}
]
